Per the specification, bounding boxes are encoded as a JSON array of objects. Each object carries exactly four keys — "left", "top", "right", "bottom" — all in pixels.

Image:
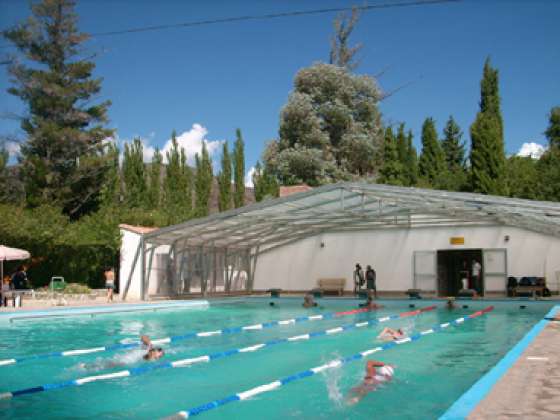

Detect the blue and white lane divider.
[
  {"left": 165, "top": 306, "right": 494, "bottom": 419},
  {"left": 0, "top": 306, "right": 437, "bottom": 400},
  {"left": 0, "top": 305, "right": 429, "bottom": 368}
]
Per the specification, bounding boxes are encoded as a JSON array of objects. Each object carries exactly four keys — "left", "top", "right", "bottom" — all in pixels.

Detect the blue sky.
[{"left": 1, "top": 0, "right": 559, "bottom": 182}]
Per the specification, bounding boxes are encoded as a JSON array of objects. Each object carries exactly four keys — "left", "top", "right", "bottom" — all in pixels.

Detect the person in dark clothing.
[
  {"left": 11, "top": 265, "right": 29, "bottom": 290},
  {"left": 365, "top": 265, "right": 377, "bottom": 298},
  {"left": 354, "top": 263, "right": 365, "bottom": 294}
]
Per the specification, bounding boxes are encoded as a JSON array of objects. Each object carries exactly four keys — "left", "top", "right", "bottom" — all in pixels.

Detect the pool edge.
[{"left": 439, "top": 304, "right": 560, "bottom": 420}]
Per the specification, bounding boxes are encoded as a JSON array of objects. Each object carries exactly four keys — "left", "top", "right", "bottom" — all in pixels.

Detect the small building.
[{"left": 119, "top": 183, "right": 560, "bottom": 300}]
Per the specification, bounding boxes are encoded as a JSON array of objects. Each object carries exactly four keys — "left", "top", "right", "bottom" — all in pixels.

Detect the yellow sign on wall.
[{"left": 450, "top": 237, "right": 465, "bottom": 245}]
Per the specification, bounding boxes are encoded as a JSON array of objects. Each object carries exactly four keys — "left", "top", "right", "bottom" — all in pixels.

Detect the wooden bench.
[
  {"left": 318, "top": 278, "right": 346, "bottom": 296},
  {"left": 514, "top": 285, "right": 544, "bottom": 298}
]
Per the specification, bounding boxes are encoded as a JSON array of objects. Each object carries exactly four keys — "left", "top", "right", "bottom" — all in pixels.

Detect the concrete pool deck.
[{"left": 468, "top": 312, "right": 560, "bottom": 419}]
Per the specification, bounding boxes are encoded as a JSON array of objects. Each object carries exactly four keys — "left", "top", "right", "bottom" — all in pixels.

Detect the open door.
[
  {"left": 483, "top": 248, "right": 507, "bottom": 294},
  {"left": 413, "top": 251, "right": 437, "bottom": 293}
]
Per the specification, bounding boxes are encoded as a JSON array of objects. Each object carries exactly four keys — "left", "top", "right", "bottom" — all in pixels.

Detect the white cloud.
[
  {"left": 517, "top": 142, "right": 546, "bottom": 159},
  {"left": 245, "top": 166, "right": 256, "bottom": 188},
  {"left": 5, "top": 142, "right": 20, "bottom": 157},
  {"left": 161, "top": 124, "right": 223, "bottom": 165}
]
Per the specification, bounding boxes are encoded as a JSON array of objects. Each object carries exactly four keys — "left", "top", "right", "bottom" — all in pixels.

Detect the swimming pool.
[{"left": 0, "top": 298, "right": 554, "bottom": 419}]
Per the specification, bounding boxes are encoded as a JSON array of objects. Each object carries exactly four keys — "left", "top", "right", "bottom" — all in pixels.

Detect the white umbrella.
[{"left": 0, "top": 245, "right": 31, "bottom": 281}]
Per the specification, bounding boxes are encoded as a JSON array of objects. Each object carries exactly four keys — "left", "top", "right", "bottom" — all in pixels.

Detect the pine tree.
[
  {"left": 122, "top": 139, "right": 146, "bottom": 208},
  {"left": 442, "top": 116, "right": 467, "bottom": 191},
  {"left": 470, "top": 58, "right": 506, "bottom": 195},
  {"left": 148, "top": 148, "right": 163, "bottom": 209},
  {"left": 3, "top": 0, "right": 113, "bottom": 217},
  {"left": 217, "top": 142, "right": 232, "bottom": 212},
  {"left": 194, "top": 142, "right": 213, "bottom": 217},
  {"left": 379, "top": 127, "right": 404, "bottom": 185},
  {"left": 233, "top": 129, "right": 245, "bottom": 208},
  {"left": 405, "top": 130, "right": 418, "bottom": 186},
  {"left": 545, "top": 106, "right": 560, "bottom": 149},
  {"left": 418, "top": 118, "right": 446, "bottom": 188}
]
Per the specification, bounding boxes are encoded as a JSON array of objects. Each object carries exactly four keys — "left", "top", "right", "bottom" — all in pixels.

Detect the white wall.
[
  {"left": 253, "top": 225, "right": 560, "bottom": 293},
  {"left": 119, "top": 229, "right": 142, "bottom": 300}
]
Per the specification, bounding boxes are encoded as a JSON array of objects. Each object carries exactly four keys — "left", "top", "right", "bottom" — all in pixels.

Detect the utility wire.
[{"left": 0, "top": 0, "right": 460, "bottom": 49}]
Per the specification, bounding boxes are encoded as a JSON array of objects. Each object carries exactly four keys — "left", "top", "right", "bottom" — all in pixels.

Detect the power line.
[{"left": 0, "top": 0, "right": 460, "bottom": 49}]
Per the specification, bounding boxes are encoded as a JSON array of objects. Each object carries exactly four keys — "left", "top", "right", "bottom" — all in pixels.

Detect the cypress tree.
[
  {"left": 3, "top": 0, "right": 113, "bottom": 217},
  {"left": 233, "top": 129, "right": 245, "bottom": 208},
  {"left": 217, "top": 142, "right": 232, "bottom": 212},
  {"left": 470, "top": 58, "right": 506, "bottom": 195},
  {"left": 164, "top": 131, "right": 191, "bottom": 223},
  {"left": 442, "top": 116, "right": 467, "bottom": 191},
  {"left": 537, "top": 107, "right": 560, "bottom": 201},
  {"left": 252, "top": 162, "right": 265, "bottom": 202},
  {"left": 418, "top": 118, "right": 446, "bottom": 188},
  {"left": 379, "top": 127, "right": 404, "bottom": 185},
  {"left": 99, "top": 142, "right": 120, "bottom": 208},
  {"left": 122, "top": 139, "right": 146, "bottom": 207},
  {"left": 194, "top": 142, "right": 213, "bottom": 217},
  {"left": 405, "top": 130, "right": 418, "bottom": 186},
  {"left": 396, "top": 123, "right": 409, "bottom": 185},
  {"left": 148, "top": 148, "right": 163, "bottom": 209},
  {"left": 253, "top": 161, "right": 280, "bottom": 202}
]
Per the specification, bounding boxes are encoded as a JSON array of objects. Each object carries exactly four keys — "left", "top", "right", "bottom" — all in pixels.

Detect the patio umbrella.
[{"left": 0, "top": 245, "right": 31, "bottom": 281}]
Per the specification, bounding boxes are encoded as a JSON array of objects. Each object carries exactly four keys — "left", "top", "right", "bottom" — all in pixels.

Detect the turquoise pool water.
[{"left": 0, "top": 298, "right": 553, "bottom": 419}]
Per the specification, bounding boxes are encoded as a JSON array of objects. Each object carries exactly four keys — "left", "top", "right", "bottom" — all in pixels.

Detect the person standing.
[
  {"left": 353, "top": 263, "right": 365, "bottom": 294},
  {"left": 104, "top": 267, "right": 115, "bottom": 302},
  {"left": 471, "top": 259, "right": 482, "bottom": 294},
  {"left": 365, "top": 265, "right": 377, "bottom": 298}
]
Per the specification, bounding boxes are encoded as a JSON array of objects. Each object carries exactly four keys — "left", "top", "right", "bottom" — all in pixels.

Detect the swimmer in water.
[
  {"left": 347, "top": 360, "right": 394, "bottom": 405},
  {"left": 141, "top": 335, "right": 165, "bottom": 361},
  {"left": 377, "top": 327, "right": 405, "bottom": 341},
  {"left": 302, "top": 294, "right": 318, "bottom": 308},
  {"left": 446, "top": 298, "right": 457, "bottom": 310},
  {"left": 359, "top": 292, "right": 384, "bottom": 310}
]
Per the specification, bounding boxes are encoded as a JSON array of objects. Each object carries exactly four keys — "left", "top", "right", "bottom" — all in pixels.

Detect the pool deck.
[{"left": 468, "top": 311, "right": 560, "bottom": 420}]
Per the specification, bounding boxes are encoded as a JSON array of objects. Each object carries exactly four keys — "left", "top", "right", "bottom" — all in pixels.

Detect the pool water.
[{"left": 0, "top": 298, "right": 553, "bottom": 419}]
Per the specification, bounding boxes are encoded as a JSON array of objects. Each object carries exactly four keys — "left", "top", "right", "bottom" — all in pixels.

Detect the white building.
[{"left": 119, "top": 183, "right": 560, "bottom": 300}]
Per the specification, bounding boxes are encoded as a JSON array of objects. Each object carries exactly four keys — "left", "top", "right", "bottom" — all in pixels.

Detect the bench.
[
  {"left": 317, "top": 278, "right": 346, "bottom": 296},
  {"left": 514, "top": 285, "right": 545, "bottom": 298}
]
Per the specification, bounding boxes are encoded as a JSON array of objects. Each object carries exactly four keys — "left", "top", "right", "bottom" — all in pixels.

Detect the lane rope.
[
  {"left": 0, "top": 304, "right": 424, "bottom": 367},
  {"left": 0, "top": 305, "right": 437, "bottom": 400},
  {"left": 165, "top": 306, "right": 494, "bottom": 419}
]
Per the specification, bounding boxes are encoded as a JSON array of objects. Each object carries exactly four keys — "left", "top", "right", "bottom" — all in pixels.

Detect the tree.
[
  {"left": 3, "top": 0, "right": 113, "bottom": 217},
  {"left": 148, "top": 148, "right": 163, "bottom": 209},
  {"left": 253, "top": 161, "right": 279, "bottom": 202},
  {"left": 217, "top": 142, "right": 232, "bottom": 212},
  {"left": 99, "top": 142, "right": 120, "bottom": 208},
  {"left": 537, "top": 106, "right": 560, "bottom": 201},
  {"left": 404, "top": 130, "right": 418, "bottom": 186},
  {"left": 418, "top": 118, "right": 446, "bottom": 188},
  {"left": 506, "top": 156, "right": 538, "bottom": 200},
  {"left": 233, "top": 129, "right": 245, "bottom": 208},
  {"left": 441, "top": 116, "right": 467, "bottom": 191},
  {"left": 470, "top": 58, "right": 506, "bottom": 195},
  {"left": 545, "top": 106, "right": 560, "bottom": 149},
  {"left": 163, "top": 131, "right": 192, "bottom": 223},
  {"left": 194, "top": 142, "right": 213, "bottom": 217},
  {"left": 378, "top": 127, "right": 404, "bottom": 185},
  {"left": 265, "top": 63, "right": 382, "bottom": 185},
  {"left": 122, "top": 139, "right": 146, "bottom": 208},
  {"left": 329, "top": 7, "right": 362, "bottom": 70}
]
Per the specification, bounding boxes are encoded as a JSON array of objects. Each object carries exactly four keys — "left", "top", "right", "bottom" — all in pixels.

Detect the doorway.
[{"left": 437, "top": 249, "right": 483, "bottom": 296}]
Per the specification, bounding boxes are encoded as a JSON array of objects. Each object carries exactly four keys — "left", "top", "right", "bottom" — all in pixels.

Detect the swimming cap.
[{"left": 378, "top": 365, "right": 394, "bottom": 377}]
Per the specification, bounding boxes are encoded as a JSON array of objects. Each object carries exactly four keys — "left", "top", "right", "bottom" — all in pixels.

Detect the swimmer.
[
  {"left": 141, "top": 335, "right": 165, "bottom": 361},
  {"left": 359, "top": 292, "right": 384, "bottom": 310},
  {"left": 377, "top": 327, "right": 405, "bottom": 341},
  {"left": 302, "top": 294, "right": 318, "bottom": 308},
  {"left": 446, "top": 298, "right": 457, "bottom": 310},
  {"left": 347, "top": 360, "right": 394, "bottom": 405}
]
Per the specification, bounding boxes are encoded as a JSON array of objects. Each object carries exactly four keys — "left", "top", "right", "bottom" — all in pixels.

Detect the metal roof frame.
[{"left": 143, "top": 182, "right": 560, "bottom": 251}]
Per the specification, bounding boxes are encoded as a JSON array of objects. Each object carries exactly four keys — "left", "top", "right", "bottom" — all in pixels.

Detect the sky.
[{"left": 1, "top": 0, "right": 559, "bottom": 185}]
